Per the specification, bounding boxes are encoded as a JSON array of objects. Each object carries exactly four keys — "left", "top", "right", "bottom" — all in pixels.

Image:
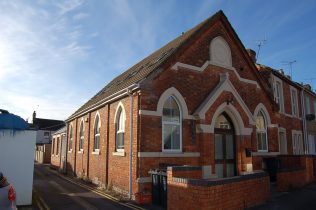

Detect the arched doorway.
[{"left": 214, "top": 113, "right": 236, "bottom": 178}]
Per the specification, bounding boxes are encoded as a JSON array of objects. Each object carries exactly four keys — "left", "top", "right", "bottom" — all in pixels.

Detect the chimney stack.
[
  {"left": 246, "top": 49, "right": 257, "bottom": 63},
  {"left": 32, "top": 111, "right": 36, "bottom": 123}
]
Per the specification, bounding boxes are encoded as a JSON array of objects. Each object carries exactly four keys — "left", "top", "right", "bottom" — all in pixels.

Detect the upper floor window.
[
  {"left": 69, "top": 125, "right": 73, "bottom": 151},
  {"left": 116, "top": 107, "right": 125, "bottom": 151},
  {"left": 94, "top": 114, "right": 100, "bottom": 151},
  {"left": 256, "top": 111, "right": 268, "bottom": 152},
  {"left": 79, "top": 121, "right": 84, "bottom": 151},
  {"left": 162, "top": 96, "right": 181, "bottom": 152},
  {"left": 44, "top": 131, "right": 50, "bottom": 138},
  {"left": 275, "top": 80, "right": 284, "bottom": 113},
  {"left": 292, "top": 132, "right": 303, "bottom": 155},
  {"left": 305, "top": 96, "right": 311, "bottom": 114},
  {"left": 291, "top": 88, "right": 298, "bottom": 117}
]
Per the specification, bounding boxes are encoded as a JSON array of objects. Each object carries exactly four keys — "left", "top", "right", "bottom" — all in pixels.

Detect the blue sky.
[{"left": 1, "top": 0, "right": 316, "bottom": 121}]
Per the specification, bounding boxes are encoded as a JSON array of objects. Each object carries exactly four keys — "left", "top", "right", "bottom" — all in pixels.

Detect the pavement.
[
  {"left": 34, "top": 163, "right": 316, "bottom": 210},
  {"left": 249, "top": 182, "right": 316, "bottom": 210},
  {"left": 33, "top": 164, "right": 151, "bottom": 210}
]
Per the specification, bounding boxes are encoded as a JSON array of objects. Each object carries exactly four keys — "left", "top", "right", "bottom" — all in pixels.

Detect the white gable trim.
[
  {"left": 171, "top": 61, "right": 260, "bottom": 88},
  {"left": 254, "top": 103, "right": 272, "bottom": 126},
  {"left": 139, "top": 87, "right": 195, "bottom": 120},
  {"left": 209, "top": 102, "right": 253, "bottom": 135},
  {"left": 194, "top": 73, "right": 255, "bottom": 125}
]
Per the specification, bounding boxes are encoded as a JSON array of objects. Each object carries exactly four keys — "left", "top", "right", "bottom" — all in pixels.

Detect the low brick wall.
[
  {"left": 167, "top": 167, "right": 269, "bottom": 210},
  {"left": 277, "top": 168, "right": 305, "bottom": 191},
  {"left": 277, "top": 155, "right": 315, "bottom": 192}
]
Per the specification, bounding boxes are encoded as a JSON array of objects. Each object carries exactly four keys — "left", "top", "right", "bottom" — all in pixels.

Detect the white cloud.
[
  {"left": 73, "top": 12, "right": 89, "bottom": 21},
  {"left": 0, "top": 0, "right": 91, "bottom": 120},
  {"left": 55, "top": 0, "right": 85, "bottom": 15}
]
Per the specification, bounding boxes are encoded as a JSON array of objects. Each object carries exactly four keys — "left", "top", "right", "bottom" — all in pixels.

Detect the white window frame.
[
  {"left": 162, "top": 96, "right": 182, "bottom": 153},
  {"left": 308, "top": 134, "right": 316, "bottom": 155},
  {"left": 93, "top": 113, "right": 101, "bottom": 153},
  {"left": 79, "top": 119, "right": 84, "bottom": 152},
  {"left": 290, "top": 86, "right": 299, "bottom": 118},
  {"left": 256, "top": 110, "right": 268, "bottom": 152},
  {"left": 305, "top": 96, "right": 311, "bottom": 114},
  {"left": 115, "top": 106, "right": 125, "bottom": 152},
  {"left": 292, "top": 130, "right": 303, "bottom": 155},
  {"left": 274, "top": 77, "right": 284, "bottom": 113},
  {"left": 278, "top": 127, "right": 287, "bottom": 154}
]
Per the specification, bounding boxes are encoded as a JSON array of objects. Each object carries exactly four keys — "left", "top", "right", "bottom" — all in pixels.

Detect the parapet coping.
[
  {"left": 167, "top": 166, "right": 202, "bottom": 171},
  {"left": 172, "top": 170, "right": 268, "bottom": 187}
]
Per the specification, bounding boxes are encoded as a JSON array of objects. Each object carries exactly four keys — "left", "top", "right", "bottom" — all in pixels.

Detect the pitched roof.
[
  {"left": 68, "top": 10, "right": 276, "bottom": 120},
  {"left": 67, "top": 11, "right": 225, "bottom": 121},
  {"left": 31, "top": 118, "right": 65, "bottom": 131}
]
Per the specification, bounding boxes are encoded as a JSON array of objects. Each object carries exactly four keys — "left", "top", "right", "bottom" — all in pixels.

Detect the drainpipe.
[
  {"left": 106, "top": 105, "right": 110, "bottom": 187},
  {"left": 128, "top": 88, "right": 134, "bottom": 199},
  {"left": 87, "top": 112, "right": 91, "bottom": 178},
  {"left": 301, "top": 87, "right": 308, "bottom": 154},
  {"left": 74, "top": 119, "right": 78, "bottom": 176}
]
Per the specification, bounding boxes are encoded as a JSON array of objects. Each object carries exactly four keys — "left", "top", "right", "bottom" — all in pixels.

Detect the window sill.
[
  {"left": 68, "top": 149, "right": 72, "bottom": 153},
  {"left": 92, "top": 150, "right": 100, "bottom": 155},
  {"left": 113, "top": 151, "right": 126, "bottom": 157},
  {"left": 78, "top": 150, "right": 84, "bottom": 154}
]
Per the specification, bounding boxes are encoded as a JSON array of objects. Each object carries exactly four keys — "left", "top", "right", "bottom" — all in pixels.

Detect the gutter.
[{"left": 66, "top": 84, "right": 140, "bottom": 122}]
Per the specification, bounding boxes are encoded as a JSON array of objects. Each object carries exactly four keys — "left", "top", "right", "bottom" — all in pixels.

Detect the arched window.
[
  {"left": 256, "top": 111, "right": 268, "bottom": 152},
  {"left": 79, "top": 121, "right": 84, "bottom": 151},
  {"left": 94, "top": 114, "right": 100, "bottom": 151},
  {"left": 116, "top": 107, "right": 125, "bottom": 151},
  {"left": 162, "top": 96, "right": 181, "bottom": 151},
  {"left": 69, "top": 125, "right": 73, "bottom": 151}
]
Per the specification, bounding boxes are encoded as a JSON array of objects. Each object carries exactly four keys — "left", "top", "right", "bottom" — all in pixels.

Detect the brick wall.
[
  {"left": 277, "top": 155, "right": 315, "bottom": 192},
  {"left": 167, "top": 166, "right": 270, "bottom": 210}
]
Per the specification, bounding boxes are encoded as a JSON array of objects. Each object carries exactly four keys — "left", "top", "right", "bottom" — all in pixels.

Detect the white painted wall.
[
  {"left": 36, "top": 129, "right": 51, "bottom": 144},
  {"left": 0, "top": 129, "right": 36, "bottom": 205}
]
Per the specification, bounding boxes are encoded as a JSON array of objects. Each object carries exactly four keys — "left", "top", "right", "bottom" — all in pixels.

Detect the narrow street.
[{"left": 33, "top": 164, "right": 139, "bottom": 210}]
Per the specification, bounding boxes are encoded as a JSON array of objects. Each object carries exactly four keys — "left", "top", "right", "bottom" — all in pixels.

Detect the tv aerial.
[
  {"left": 281, "top": 60, "right": 297, "bottom": 79},
  {"left": 255, "top": 38, "right": 267, "bottom": 61}
]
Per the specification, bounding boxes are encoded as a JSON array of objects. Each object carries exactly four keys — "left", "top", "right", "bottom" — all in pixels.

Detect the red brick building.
[{"left": 64, "top": 10, "right": 315, "bottom": 208}]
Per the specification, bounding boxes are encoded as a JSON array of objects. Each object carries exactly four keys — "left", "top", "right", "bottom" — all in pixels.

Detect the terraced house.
[{"left": 63, "top": 10, "right": 316, "bottom": 209}]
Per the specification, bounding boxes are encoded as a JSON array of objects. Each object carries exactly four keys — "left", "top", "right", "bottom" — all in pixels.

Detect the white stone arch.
[
  {"left": 210, "top": 103, "right": 252, "bottom": 136},
  {"left": 93, "top": 111, "right": 101, "bottom": 130},
  {"left": 156, "top": 87, "right": 189, "bottom": 119},
  {"left": 114, "top": 101, "right": 126, "bottom": 126},
  {"left": 210, "top": 36, "right": 232, "bottom": 67},
  {"left": 79, "top": 117, "right": 85, "bottom": 133},
  {"left": 253, "top": 103, "right": 271, "bottom": 126}
]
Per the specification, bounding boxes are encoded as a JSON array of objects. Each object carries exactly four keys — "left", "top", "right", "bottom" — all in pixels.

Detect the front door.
[{"left": 214, "top": 113, "right": 236, "bottom": 178}]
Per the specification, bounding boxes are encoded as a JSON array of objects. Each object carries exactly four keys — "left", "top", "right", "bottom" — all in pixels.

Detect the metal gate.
[{"left": 150, "top": 169, "right": 167, "bottom": 208}]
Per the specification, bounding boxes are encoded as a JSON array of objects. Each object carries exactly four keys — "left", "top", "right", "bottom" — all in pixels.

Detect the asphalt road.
[{"left": 33, "top": 164, "right": 135, "bottom": 210}]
